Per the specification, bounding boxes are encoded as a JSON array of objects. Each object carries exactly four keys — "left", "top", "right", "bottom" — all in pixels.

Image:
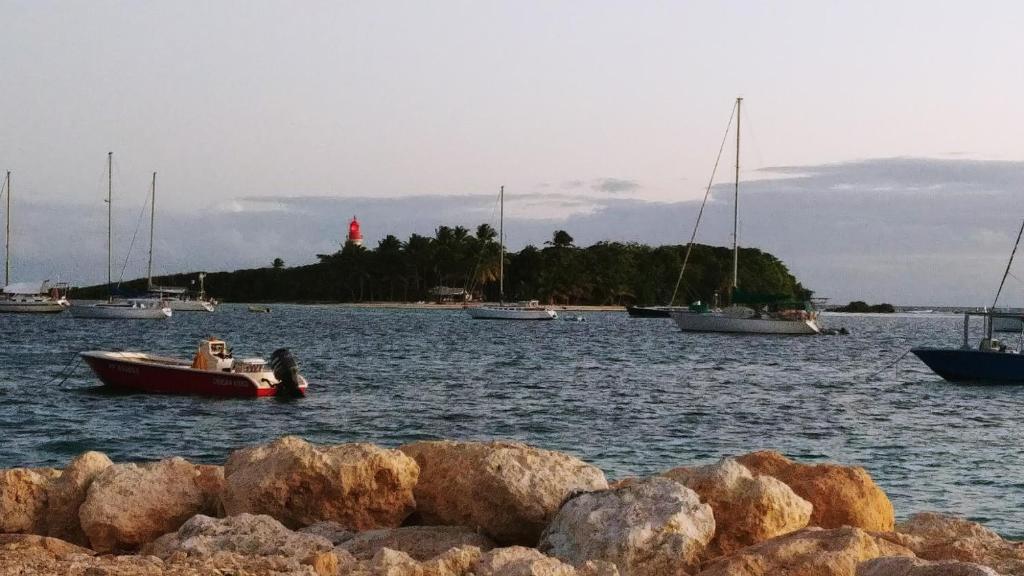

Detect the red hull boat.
[{"left": 80, "top": 340, "right": 308, "bottom": 398}]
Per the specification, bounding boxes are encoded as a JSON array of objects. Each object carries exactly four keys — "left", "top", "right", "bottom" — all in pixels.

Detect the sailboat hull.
[
  {"left": 0, "top": 299, "right": 68, "bottom": 314},
  {"left": 70, "top": 301, "right": 172, "bottom": 319},
  {"left": 466, "top": 306, "right": 557, "bottom": 320},
  {"left": 671, "top": 310, "right": 820, "bottom": 335},
  {"left": 168, "top": 300, "right": 216, "bottom": 312},
  {"left": 627, "top": 306, "right": 688, "bottom": 318}
]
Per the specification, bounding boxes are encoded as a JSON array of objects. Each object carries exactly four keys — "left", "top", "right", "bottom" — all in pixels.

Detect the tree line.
[{"left": 74, "top": 224, "right": 811, "bottom": 305}]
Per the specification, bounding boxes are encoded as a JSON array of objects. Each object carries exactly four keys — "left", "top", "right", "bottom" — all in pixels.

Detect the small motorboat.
[
  {"left": 81, "top": 339, "right": 308, "bottom": 397},
  {"left": 248, "top": 305, "right": 271, "bottom": 313},
  {"left": 912, "top": 311, "right": 1024, "bottom": 383}
]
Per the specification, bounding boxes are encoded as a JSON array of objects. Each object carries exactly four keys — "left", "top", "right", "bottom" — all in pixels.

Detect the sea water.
[{"left": 0, "top": 306, "right": 1021, "bottom": 537}]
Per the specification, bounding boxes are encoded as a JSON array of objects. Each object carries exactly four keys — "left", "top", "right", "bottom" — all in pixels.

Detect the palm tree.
[
  {"left": 402, "top": 234, "right": 433, "bottom": 299},
  {"left": 375, "top": 234, "right": 404, "bottom": 301}
]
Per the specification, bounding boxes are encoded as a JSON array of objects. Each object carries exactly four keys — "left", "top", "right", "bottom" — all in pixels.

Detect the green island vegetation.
[
  {"left": 73, "top": 225, "right": 811, "bottom": 305},
  {"left": 831, "top": 301, "right": 896, "bottom": 313}
]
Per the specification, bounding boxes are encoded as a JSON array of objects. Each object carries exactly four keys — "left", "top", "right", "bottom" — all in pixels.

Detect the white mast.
[
  {"left": 107, "top": 152, "right": 113, "bottom": 294},
  {"left": 4, "top": 171, "right": 9, "bottom": 287},
  {"left": 147, "top": 172, "right": 156, "bottom": 289},
  {"left": 498, "top": 185, "right": 504, "bottom": 304},
  {"left": 732, "top": 97, "right": 742, "bottom": 292}
]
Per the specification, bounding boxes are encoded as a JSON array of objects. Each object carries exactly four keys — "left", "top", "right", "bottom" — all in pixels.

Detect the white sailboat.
[
  {"left": 0, "top": 171, "right": 71, "bottom": 313},
  {"left": 466, "top": 186, "right": 556, "bottom": 321},
  {"left": 70, "top": 155, "right": 171, "bottom": 320},
  {"left": 671, "top": 98, "right": 820, "bottom": 335},
  {"left": 143, "top": 176, "right": 216, "bottom": 312}
]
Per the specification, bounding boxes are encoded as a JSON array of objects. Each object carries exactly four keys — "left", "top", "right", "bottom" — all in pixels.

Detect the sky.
[{"left": 2, "top": 1, "right": 1024, "bottom": 305}]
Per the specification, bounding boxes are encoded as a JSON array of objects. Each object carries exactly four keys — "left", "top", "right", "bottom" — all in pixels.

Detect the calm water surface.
[{"left": 0, "top": 307, "right": 1021, "bottom": 537}]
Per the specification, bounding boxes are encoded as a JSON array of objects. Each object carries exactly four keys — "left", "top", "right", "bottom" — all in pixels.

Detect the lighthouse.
[{"left": 346, "top": 215, "right": 364, "bottom": 247}]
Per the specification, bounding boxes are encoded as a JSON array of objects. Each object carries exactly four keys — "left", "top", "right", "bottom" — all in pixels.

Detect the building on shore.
[{"left": 429, "top": 286, "right": 471, "bottom": 303}]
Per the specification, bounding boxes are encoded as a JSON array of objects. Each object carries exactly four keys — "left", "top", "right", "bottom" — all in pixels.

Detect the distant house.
[{"left": 429, "top": 286, "right": 471, "bottom": 303}]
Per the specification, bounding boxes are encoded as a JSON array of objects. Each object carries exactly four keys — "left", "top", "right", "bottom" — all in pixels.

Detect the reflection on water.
[{"left": 0, "top": 307, "right": 1021, "bottom": 537}]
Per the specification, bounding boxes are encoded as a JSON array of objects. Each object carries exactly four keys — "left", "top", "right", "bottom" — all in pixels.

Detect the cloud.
[{"left": 591, "top": 177, "right": 640, "bottom": 193}]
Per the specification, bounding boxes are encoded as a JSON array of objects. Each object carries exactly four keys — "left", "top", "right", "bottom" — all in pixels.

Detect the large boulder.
[
  {"left": 736, "top": 451, "right": 895, "bottom": 531},
  {"left": 663, "top": 458, "right": 812, "bottom": 556},
  {"left": 43, "top": 451, "right": 113, "bottom": 546},
  {"left": 540, "top": 476, "right": 714, "bottom": 576},
  {"left": 223, "top": 436, "right": 419, "bottom": 530},
  {"left": 857, "top": 556, "right": 1001, "bottom": 576},
  {"left": 339, "top": 525, "right": 496, "bottom": 560},
  {"left": 889, "top": 513, "right": 1024, "bottom": 575},
  {"left": 143, "top": 513, "right": 333, "bottom": 561},
  {"left": 78, "top": 457, "right": 224, "bottom": 553},
  {"left": 697, "top": 527, "right": 914, "bottom": 576},
  {"left": 400, "top": 440, "right": 608, "bottom": 545},
  {"left": 0, "top": 467, "right": 61, "bottom": 534}
]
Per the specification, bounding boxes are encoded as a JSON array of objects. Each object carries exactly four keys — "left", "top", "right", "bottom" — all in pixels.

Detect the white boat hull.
[
  {"left": 671, "top": 310, "right": 820, "bottom": 335},
  {"left": 70, "top": 301, "right": 172, "bottom": 319},
  {"left": 168, "top": 300, "right": 216, "bottom": 312},
  {"left": 466, "top": 306, "right": 557, "bottom": 320},
  {"left": 0, "top": 300, "right": 67, "bottom": 314}
]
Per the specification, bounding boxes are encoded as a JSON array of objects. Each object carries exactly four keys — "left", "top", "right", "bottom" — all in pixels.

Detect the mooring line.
[
  {"left": 43, "top": 352, "right": 82, "bottom": 388},
  {"left": 865, "top": 349, "right": 912, "bottom": 381}
]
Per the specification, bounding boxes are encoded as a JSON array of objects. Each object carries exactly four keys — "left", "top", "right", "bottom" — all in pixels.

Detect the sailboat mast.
[
  {"left": 147, "top": 172, "right": 156, "bottom": 289},
  {"left": 498, "top": 185, "right": 504, "bottom": 304},
  {"left": 4, "top": 171, "right": 10, "bottom": 287},
  {"left": 107, "top": 152, "right": 112, "bottom": 290},
  {"left": 732, "top": 97, "right": 742, "bottom": 291}
]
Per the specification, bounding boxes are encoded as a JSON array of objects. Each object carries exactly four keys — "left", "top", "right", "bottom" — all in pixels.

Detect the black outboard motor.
[{"left": 269, "top": 348, "right": 304, "bottom": 398}]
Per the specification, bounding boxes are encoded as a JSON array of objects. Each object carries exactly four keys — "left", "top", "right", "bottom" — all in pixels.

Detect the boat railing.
[{"left": 960, "top": 311, "right": 1024, "bottom": 350}]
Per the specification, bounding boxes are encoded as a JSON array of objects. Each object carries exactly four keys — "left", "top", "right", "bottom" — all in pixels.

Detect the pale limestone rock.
[
  {"left": 299, "top": 520, "right": 356, "bottom": 545},
  {"left": 890, "top": 513, "right": 1024, "bottom": 575},
  {"left": 43, "top": 450, "right": 113, "bottom": 545},
  {"left": 663, "top": 457, "right": 812, "bottom": 556},
  {"left": 339, "top": 525, "right": 495, "bottom": 560},
  {"left": 473, "top": 546, "right": 580, "bottom": 576},
  {"left": 0, "top": 533, "right": 94, "bottom": 558},
  {"left": 0, "top": 467, "right": 61, "bottom": 534},
  {"left": 857, "top": 556, "right": 1002, "bottom": 576},
  {"left": 421, "top": 545, "right": 485, "bottom": 576},
  {"left": 540, "top": 476, "right": 714, "bottom": 576},
  {"left": 737, "top": 451, "right": 895, "bottom": 531},
  {"left": 369, "top": 547, "right": 426, "bottom": 576},
  {"left": 223, "top": 436, "right": 419, "bottom": 530},
  {"left": 400, "top": 440, "right": 608, "bottom": 545},
  {"left": 78, "top": 457, "right": 224, "bottom": 553},
  {"left": 143, "top": 513, "right": 333, "bottom": 561},
  {"left": 697, "top": 526, "right": 915, "bottom": 576}
]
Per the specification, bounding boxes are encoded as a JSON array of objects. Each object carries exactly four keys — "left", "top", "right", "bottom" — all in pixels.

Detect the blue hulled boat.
[{"left": 912, "top": 311, "right": 1024, "bottom": 383}]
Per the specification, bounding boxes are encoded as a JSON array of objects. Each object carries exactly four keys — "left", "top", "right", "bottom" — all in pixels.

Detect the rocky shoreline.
[{"left": 1, "top": 436, "right": 1020, "bottom": 575}]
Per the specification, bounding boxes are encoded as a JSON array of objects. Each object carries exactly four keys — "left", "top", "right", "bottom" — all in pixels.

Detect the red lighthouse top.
[{"left": 347, "top": 216, "right": 363, "bottom": 246}]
